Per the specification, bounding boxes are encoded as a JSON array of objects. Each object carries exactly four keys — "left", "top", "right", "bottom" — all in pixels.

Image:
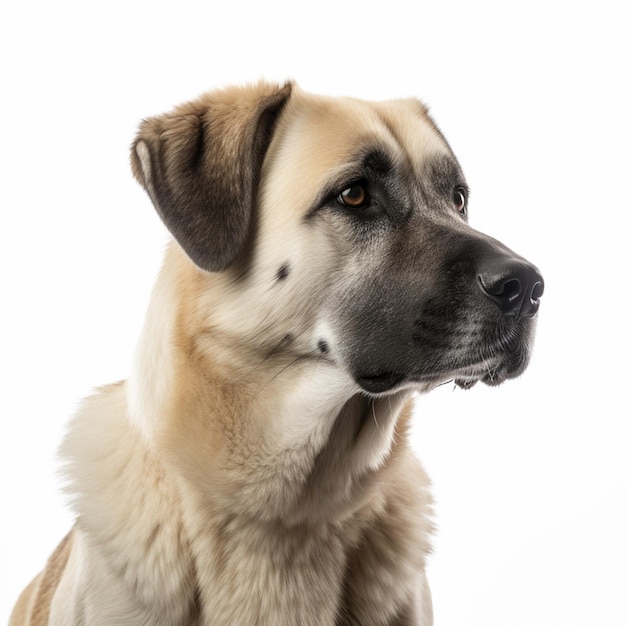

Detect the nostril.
[
  {"left": 500, "top": 278, "right": 522, "bottom": 301},
  {"left": 478, "top": 261, "right": 544, "bottom": 318},
  {"left": 531, "top": 280, "right": 544, "bottom": 302},
  {"left": 478, "top": 274, "right": 521, "bottom": 300}
]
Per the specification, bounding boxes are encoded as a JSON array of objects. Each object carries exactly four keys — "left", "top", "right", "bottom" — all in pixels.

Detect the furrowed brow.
[
  {"left": 425, "top": 154, "right": 466, "bottom": 195},
  {"left": 306, "top": 146, "right": 398, "bottom": 218}
]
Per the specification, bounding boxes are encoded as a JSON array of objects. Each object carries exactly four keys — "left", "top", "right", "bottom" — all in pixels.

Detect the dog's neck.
[
  {"left": 59, "top": 244, "right": 421, "bottom": 625},
  {"left": 125, "top": 243, "right": 413, "bottom": 524}
]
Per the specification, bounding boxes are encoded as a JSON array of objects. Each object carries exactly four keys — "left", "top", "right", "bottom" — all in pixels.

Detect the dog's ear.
[{"left": 131, "top": 82, "right": 293, "bottom": 272}]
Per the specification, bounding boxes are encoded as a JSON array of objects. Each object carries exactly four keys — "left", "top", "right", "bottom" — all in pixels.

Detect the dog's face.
[{"left": 132, "top": 82, "right": 543, "bottom": 400}]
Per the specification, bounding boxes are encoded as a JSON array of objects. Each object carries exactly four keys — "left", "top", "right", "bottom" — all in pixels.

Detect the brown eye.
[
  {"left": 338, "top": 183, "right": 369, "bottom": 209},
  {"left": 453, "top": 187, "right": 467, "bottom": 214}
]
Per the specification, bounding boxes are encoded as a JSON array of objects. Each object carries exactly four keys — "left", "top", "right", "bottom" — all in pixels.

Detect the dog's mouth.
[
  {"left": 356, "top": 371, "right": 407, "bottom": 395},
  {"left": 348, "top": 307, "right": 538, "bottom": 396},
  {"left": 453, "top": 366, "right": 504, "bottom": 390},
  {"left": 356, "top": 366, "right": 503, "bottom": 396},
  {"left": 354, "top": 341, "right": 530, "bottom": 396}
]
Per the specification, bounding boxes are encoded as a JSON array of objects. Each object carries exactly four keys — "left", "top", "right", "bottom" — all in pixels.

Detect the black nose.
[{"left": 478, "top": 259, "right": 544, "bottom": 318}]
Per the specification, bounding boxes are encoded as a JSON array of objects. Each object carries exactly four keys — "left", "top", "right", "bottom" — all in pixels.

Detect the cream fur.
[{"left": 10, "top": 82, "right": 471, "bottom": 625}]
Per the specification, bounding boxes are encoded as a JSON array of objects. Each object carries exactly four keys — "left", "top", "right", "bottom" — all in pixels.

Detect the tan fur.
[
  {"left": 10, "top": 81, "right": 533, "bottom": 625},
  {"left": 10, "top": 533, "right": 73, "bottom": 626}
]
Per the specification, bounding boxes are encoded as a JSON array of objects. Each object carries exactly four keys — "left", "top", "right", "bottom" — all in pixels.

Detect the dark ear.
[{"left": 131, "top": 81, "right": 293, "bottom": 272}]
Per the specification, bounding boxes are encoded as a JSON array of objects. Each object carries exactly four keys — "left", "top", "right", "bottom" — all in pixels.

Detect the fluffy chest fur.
[{"left": 57, "top": 379, "right": 432, "bottom": 626}]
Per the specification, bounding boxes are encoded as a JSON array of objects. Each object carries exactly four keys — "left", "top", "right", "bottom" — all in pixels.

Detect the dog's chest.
[{"left": 193, "top": 518, "right": 353, "bottom": 625}]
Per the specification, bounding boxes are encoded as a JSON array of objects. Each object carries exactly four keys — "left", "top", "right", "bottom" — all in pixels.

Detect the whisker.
[
  {"left": 371, "top": 399, "right": 381, "bottom": 433},
  {"left": 255, "top": 350, "right": 318, "bottom": 396}
]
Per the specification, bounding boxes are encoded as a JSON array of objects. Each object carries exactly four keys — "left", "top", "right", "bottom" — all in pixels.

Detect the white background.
[{"left": 1, "top": 1, "right": 624, "bottom": 624}]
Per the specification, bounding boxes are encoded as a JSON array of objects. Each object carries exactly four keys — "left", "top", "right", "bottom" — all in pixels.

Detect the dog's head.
[{"left": 131, "top": 82, "right": 543, "bottom": 398}]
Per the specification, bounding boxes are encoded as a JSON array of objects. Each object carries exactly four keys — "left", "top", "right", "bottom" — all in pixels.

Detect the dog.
[{"left": 10, "top": 81, "right": 543, "bottom": 625}]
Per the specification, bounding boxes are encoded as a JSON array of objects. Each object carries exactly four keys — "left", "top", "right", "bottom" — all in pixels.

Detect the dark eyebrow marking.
[
  {"left": 425, "top": 154, "right": 467, "bottom": 195},
  {"left": 361, "top": 148, "right": 395, "bottom": 177},
  {"left": 305, "top": 146, "right": 397, "bottom": 220}
]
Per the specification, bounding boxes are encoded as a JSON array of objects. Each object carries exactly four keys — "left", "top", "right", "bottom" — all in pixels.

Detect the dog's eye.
[
  {"left": 338, "top": 183, "right": 369, "bottom": 209},
  {"left": 453, "top": 187, "right": 467, "bottom": 215}
]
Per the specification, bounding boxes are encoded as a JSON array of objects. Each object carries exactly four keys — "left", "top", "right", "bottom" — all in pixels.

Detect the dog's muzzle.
[{"left": 342, "top": 235, "right": 545, "bottom": 396}]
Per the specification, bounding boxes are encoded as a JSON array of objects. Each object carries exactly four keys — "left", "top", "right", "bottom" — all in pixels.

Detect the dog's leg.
[
  {"left": 338, "top": 495, "right": 432, "bottom": 626},
  {"left": 338, "top": 570, "right": 432, "bottom": 626},
  {"left": 9, "top": 531, "right": 74, "bottom": 626},
  {"left": 414, "top": 569, "right": 434, "bottom": 626},
  {"left": 9, "top": 574, "right": 41, "bottom": 626},
  {"left": 388, "top": 570, "right": 433, "bottom": 626}
]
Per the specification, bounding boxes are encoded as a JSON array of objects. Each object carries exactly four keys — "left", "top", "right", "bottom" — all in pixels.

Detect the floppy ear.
[{"left": 131, "top": 81, "right": 293, "bottom": 272}]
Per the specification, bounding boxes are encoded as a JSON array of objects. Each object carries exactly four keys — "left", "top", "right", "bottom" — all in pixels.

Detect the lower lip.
[{"left": 356, "top": 372, "right": 405, "bottom": 394}]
